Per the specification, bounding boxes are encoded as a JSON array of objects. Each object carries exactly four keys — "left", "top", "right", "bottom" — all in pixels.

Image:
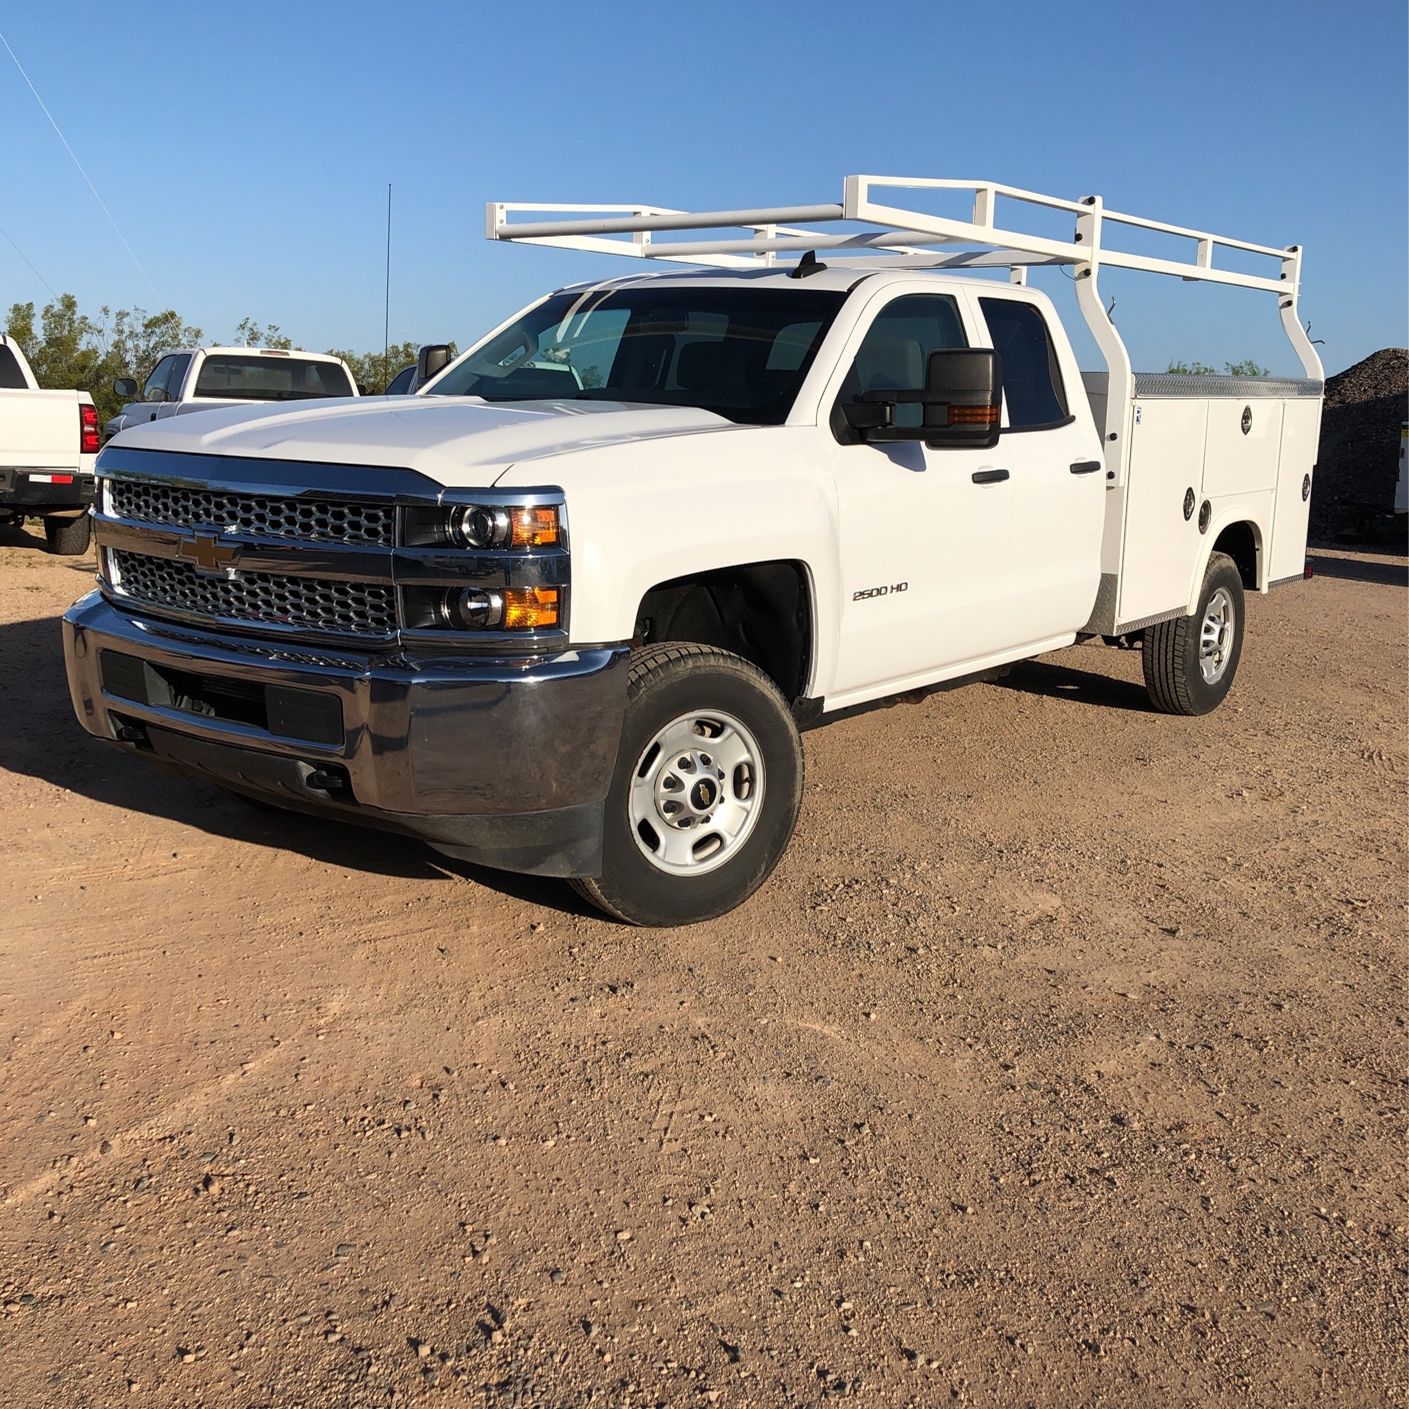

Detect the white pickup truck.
[
  {"left": 1, "top": 334, "right": 99, "bottom": 553},
  {"left": 103, "top": 346, "right": 359, "bottom": 441},
  {"left": 62, "top": 175, "right": 1323, "bottom": 925}
]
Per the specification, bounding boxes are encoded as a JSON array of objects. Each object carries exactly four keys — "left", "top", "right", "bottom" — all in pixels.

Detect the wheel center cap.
[{"left": 690, "top": 779, "right": 715, "bottom": 812}]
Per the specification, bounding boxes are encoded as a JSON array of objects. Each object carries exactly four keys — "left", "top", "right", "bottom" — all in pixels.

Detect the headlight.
[
  {"left": 446, "top": 504, "right": 559, "bottom": 549},
  {"left": 434, "top": 586, "right": 560, "bottom": 632},
  {"left": 448, "top": 506, "right": 510, "bottom": 548}
]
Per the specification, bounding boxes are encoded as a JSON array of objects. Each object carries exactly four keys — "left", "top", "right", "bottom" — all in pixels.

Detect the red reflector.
[
  {"left": 1304, "top": 562, "right": 1313, "bottom": 580},
  {"left": 50, "top": 474, "right": 74, "bottom": 485}
]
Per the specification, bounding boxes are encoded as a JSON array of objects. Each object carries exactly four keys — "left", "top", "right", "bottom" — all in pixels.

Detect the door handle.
[
  {"left": 1069, "top": 460, "right": 1103, "bottom": 475},
  {"left": 971, "top": 468, "right": 1009, "bottom": 485}
]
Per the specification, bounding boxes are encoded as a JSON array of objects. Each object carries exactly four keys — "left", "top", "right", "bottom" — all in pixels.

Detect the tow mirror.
[
  {"left": 113, "top": 377, "right": 138, "bottom": 400},
  {"left": 416, "top": 343, "right": 453, "bottom": 384},
  {"left": 842, "top": 348, "right": 1003, "bottom": 451}
]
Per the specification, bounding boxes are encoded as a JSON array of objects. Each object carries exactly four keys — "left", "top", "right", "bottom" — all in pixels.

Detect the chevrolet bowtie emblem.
[{"left": 177, "top": 532, "right": 242, "bottom": 574}]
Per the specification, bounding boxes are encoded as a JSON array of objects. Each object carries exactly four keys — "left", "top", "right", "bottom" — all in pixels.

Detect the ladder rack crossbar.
[
  {"left": 491, "top": 203, "right": 845, "bottom": 242},
  {"left": 488, "top": 176, "right": 1297, "bottom": 292},
  {"left": 1092, "top": 206, "right": 1287, "bottom": 259},
  {"left": 484, "top": 173, "right": 1324, "bottom": 443}
]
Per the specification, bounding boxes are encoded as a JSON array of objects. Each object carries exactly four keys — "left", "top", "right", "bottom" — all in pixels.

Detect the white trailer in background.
[{"left": 65, "top": 174, "right": 1324, "bottom": 925}]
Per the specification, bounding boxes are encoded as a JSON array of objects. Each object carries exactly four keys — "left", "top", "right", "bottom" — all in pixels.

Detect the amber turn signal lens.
[
  {"left": 501, "top": 587, "right": 560, "bottom": 630},
  {"left": 509, "top": 506, "right": 560, "bottom": 548},
  {"left": 948, "top": 404, "right": 1000, "bottom": 425}
]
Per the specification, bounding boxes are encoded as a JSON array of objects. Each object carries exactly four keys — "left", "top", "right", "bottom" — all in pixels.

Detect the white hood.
[{"left": 107, "top": 395, "right": 736, "bottom": 487}]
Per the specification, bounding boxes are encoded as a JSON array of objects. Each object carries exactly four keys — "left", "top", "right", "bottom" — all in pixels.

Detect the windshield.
[
  {"left": 193, "top": 354, "right": 355, "bottom": 401},
  {"left": 426, "top": 286, "right": 844, "bottom": 425}
]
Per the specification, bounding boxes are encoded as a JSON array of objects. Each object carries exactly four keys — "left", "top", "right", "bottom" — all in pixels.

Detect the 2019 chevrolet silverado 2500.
[
  {"left": 62, "top": 176, "right": 1324, "bottom": 925},
  {"left": 103, "top": 346, "right": 359, "bottom": 442},
  {"left": 1, "top": 333, "right": 99, "bottom": 553}
]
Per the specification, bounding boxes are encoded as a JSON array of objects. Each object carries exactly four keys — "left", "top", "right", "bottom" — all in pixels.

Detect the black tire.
[
  {"left": 1142, "top": 551, "right": 1244, "bottom": 715},
  {"left": 572, "top": 643, "right": 803, "bottom": 927},
  {"left": 44, "top": 514, "right": 92, "bottom": 555}
]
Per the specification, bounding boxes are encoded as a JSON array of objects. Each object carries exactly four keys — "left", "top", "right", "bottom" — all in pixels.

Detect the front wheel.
[
  {"left": 572, "top": 643, "right": 803, "bottom": 926},
  {"left": 1142, "top": 551, "right": 1245, "bottom": 715}
]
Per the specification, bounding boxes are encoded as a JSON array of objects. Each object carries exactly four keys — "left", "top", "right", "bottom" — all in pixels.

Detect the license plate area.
[{"left": 99, "top": 650, "right": 343, "bottom": 747}]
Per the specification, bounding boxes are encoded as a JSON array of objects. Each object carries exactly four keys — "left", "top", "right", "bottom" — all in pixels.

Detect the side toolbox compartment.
[{"left": 1268, "top": 398, "right": 1321, "bottom": 582}]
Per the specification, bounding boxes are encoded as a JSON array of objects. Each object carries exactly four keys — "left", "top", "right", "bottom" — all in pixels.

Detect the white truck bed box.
[{"left": 1082, "top": 372, "right": 1321, "bottom": 633}]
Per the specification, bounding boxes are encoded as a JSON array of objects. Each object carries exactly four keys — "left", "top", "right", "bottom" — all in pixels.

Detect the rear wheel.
[
  {"left": 572, "top": 643, "right": 803, "bottom": 926},
  {"left": 44, "top": 514, "right": 92, "bottom": 555},
  {"left": 1143, "top": 551, "right": 1244, "bottom": 715}
]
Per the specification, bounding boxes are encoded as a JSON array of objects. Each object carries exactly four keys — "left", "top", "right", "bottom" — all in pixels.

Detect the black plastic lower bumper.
[{"left": 0, "top": 468, "right": 95, "bottom": 510}]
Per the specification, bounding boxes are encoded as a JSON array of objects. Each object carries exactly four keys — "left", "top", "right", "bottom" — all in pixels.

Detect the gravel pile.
[{"left": 1311, "top": 347, "right": 1407, "bottom": 543}]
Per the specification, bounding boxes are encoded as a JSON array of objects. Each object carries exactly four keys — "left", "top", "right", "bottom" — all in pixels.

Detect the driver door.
[{"left": 826, "top": 288, "right": 1018, "bottom": 703}]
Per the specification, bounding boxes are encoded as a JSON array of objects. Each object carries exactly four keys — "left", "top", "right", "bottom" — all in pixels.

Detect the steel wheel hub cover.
[
  {"left": 1199, "top": 586, "right": 1236, "bottom": 684},
  {"left": 629, "top": 710, "right": 765, "bottom": 875}
]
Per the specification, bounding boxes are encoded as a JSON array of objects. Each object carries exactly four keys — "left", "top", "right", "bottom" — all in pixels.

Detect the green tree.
[
  {"left": 327, "top": 339, "right": 424, "bottom": 394},
  {"left": 233, "top": 317, "right": 293, "bottom": 350},
  {"left": 97, "top": 306, "right": 204, "bottom": 397},
  {"left": 6, "top": 293, "right": 102, "bottom": 393},
  {"left": 5, "top": 289, "right": 447, "bottom": 411},
  {"left": 5, "top": 301, "right": 36, "bottom": 351},
  {"left": 1167, "top": 358, "right": 1269, "bottom": 377}
]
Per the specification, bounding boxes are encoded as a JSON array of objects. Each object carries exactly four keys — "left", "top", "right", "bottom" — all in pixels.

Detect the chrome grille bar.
[
  {"left": 108, "top": 479, "right": 396, "bottom": 547},
  {"left": 110, "top": 549, "right": 397, "bottom": 638}
]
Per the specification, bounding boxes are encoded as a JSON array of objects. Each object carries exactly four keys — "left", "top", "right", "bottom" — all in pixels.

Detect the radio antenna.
[{"left": 383, "top": 183, "right": 392, "bottom": 391}]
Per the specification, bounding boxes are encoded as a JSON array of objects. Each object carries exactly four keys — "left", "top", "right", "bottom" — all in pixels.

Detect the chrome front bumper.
[{"left": 63, "top": 591, "right": 630, "bottom": 877}]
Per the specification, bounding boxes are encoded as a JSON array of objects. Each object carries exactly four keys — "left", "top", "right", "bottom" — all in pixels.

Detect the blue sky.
[{"left": 3, "top": 1, "right": 1405, "bottom": 376}]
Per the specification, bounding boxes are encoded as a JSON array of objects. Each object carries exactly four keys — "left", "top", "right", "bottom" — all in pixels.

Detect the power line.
[
  {"left": 0, "top": 220, "right": 57, "bottom": 298},
  {"left": 0, "top": 27, "right": 161, "bottom": 304}
]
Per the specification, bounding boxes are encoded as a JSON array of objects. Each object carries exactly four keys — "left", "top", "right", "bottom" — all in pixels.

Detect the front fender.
[{"left": 527, "top": 429, "right": 840, "bottom": 692}]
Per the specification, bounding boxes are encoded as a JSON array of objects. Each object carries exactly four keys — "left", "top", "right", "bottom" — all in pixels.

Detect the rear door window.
[
  {"left": 0, "top": 343, "right": 26, "bottom": 389},
  {"left": 978, "top": 297, "right": 1069, "bottom": 430}
]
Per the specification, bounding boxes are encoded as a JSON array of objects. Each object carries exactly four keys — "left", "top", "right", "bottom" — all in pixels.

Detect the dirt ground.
[{"left": 1, "top": 522, "right": 1404, "bottom": 1409}]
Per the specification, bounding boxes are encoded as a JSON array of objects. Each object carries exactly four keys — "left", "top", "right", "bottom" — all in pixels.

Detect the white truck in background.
[
  {"left": 63, "top": 175, "right": 1323, "bottom": 925},
  {"left": 103, "top": 346, "right": 359, "bottom": 442},
  {"left": 0, "top": 333, "right": 99, "bottom": 553}
]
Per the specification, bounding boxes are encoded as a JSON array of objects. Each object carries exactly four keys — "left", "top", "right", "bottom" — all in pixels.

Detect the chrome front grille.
[
  {"left": 111, "top": 550, "right": 397, "bottom": 637},
  {"left": 108, "top": 479, "right": 396, "bottom": 547}
]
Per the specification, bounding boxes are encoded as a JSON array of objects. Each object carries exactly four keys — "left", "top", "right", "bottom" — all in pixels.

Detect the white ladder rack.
[{"left": 485, "top": 175, "right": 1324, "bottom": 474}]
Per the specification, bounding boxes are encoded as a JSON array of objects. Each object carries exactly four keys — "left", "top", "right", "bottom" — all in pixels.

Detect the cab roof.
[{"left": 554, "top": 264, "right": 1030, "bottom": 298}]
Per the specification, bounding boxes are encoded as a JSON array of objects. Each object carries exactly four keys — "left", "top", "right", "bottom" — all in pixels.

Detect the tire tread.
[{"left": 1142, "top": 551, "right": 1238, "bottom": 716}]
